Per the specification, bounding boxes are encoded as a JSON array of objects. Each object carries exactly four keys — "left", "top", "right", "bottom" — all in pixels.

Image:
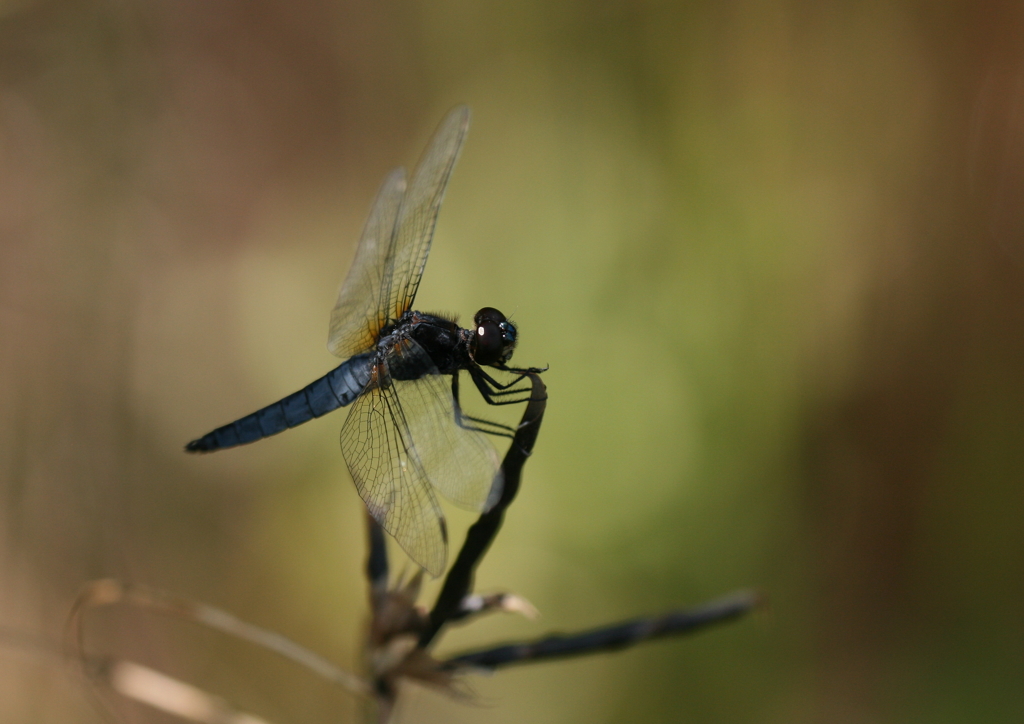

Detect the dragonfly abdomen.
[{"left": 186, "top": 353, "right": 375, "bottom": 452}]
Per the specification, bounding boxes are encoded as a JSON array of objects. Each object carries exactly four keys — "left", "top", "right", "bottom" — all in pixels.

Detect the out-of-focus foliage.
[{"left": 2, "top": 1, "right": 1024, "bottom": 722}]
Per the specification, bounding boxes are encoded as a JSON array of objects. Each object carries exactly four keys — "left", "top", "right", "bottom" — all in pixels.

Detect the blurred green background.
[{"left": 2, "top": 1, "right": 1024, "bottom": 722}]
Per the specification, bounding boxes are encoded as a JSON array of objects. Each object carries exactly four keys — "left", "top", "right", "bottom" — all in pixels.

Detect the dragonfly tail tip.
[{"left": 184, "top": 439, "right": 209, "bottom": 454}]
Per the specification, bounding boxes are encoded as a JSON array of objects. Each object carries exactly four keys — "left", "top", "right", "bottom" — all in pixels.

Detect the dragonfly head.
[{"left": 470, "top": 307, "right": 517, "bottom": 366}]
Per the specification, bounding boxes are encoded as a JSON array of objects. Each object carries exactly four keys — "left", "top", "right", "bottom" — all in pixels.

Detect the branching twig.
[
  {"left": 444, "top": 592, "right": 540, "bottom": 625},
  {"left": 422, "top": 372, "right": 548, "bottom": 646},
  {"left": 362, "top": 369, "right": 760, "bottom": 720},
  {"left": 367, "top": 510, "right": 390, "bottom": 606},
  {"left": 59, "top": 368, "right": 758, "bottom": 723},
  {"left": 97, "top": 658, "right": 275, "bottom": 724},
  {"left": 2, "top": 619, "right": 277, "bottom": 724},
  {"left": 67, "top": 579, "right": 373, "bottom": 698},
  {"left": 443, "top": 590, "right": 760, "bottom": 671}
]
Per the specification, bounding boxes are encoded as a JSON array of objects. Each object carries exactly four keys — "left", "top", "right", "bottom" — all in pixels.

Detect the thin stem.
[
  {"left": 366, "top": 511, "right": 389, "bottom": 605},
  {"left": 67, "top": 580, "right": 374, "bottom": 698},
  {"left": 442, "top": 590, "right": 760, "bottom": 670},
  {"left": 421, "top": 373, "right": 548, "bottom": 646}
]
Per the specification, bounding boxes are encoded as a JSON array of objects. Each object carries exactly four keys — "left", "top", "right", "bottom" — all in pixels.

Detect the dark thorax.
[{"left": 381, "top": 311, "right": 473, "bottom": 380}]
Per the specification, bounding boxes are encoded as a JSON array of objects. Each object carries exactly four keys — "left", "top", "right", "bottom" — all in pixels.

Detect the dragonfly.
[{"left": 186, "top": 106, "right": 542, "bottom": 576}]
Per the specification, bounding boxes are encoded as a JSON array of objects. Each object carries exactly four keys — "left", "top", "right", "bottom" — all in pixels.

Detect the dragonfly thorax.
[{"left": 382, "top": 311, "right": 472, "bottom": 380}]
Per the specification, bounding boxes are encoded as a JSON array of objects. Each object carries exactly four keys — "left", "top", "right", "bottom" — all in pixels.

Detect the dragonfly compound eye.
[{"left": 471, "top": 307, "right": 517, "bottom": 365}]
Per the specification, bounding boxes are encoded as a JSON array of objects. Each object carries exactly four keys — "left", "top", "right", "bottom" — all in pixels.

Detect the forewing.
[
  {"left": 385, "top": 339, "right": 502, "bottom": 513},
  {"left": 327, "top": 168, "right": 407, "bottom": 359},
  {"left": 381, "top": 106, "right": 470, "bottom": 322},
  {"left": 340, "top": 355, "right": 448, "bottom": 576}
]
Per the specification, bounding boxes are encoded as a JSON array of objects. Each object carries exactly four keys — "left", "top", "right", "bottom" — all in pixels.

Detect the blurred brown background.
[{"left": 2, "top": 0, "right": 1024, "bottom": 722}]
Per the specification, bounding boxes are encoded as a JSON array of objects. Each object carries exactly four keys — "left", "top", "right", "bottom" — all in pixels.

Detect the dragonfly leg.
[
  {"left": 475, "top": 367, "right": 530, "bottom": 390},
  {"left": 499, "top": 362, "right": 550, "bottom": 376},
  {"left": 452, "top": 374, "right": 516, "bottom": 438},
  {"left": 473, "top": 364, "right": 548, "bottom": 393},
  {"left": 469, "top": 367, "right": 537, "bottom": 406}
]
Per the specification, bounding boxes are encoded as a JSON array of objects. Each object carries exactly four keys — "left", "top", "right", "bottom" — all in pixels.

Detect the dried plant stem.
[
  {"left": 443, "top": 590, "right": 760, "bottom": 670},
  {"left": 421, "top": 372, "right": 548, "bottom": 646}
]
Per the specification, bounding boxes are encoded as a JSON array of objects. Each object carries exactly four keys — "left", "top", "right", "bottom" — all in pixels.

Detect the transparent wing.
[
  {"left": 339, "top": 337, "right": 500, "bottom": 576},
  {"left": 327, "top": 168, "right": 407, "bottom": 359},
  {"left": 340, "top": 360, "right": 447, "bottom": 576},
  {"left": 380, "top": 105, "right": 471, "bottom": 322},
  {"left": 387, "top": 340, "right": 502, "bottom": 513}
]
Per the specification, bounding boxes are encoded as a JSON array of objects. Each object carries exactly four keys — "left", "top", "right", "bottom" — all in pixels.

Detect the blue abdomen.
[{"left": 186, "top": 353, "right": 375, "bottom": 452}]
